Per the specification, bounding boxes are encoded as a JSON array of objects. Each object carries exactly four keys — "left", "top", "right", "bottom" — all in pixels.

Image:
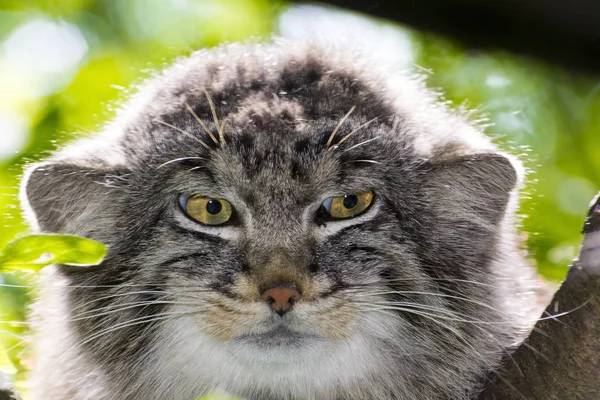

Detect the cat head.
[{"left": 21, "top": 40, "right": 547, "bottom": 398}]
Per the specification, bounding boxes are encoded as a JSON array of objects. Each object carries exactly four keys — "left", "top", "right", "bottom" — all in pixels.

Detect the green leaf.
[
  {"left": 0, "top": 344, "right": 16, "bottom": 375},
  {"left": 0, "top": 234, "right": 108, "bottom": 272}
]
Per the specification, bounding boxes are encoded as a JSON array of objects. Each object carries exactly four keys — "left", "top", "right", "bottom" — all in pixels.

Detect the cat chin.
[
  {"left": 234, "top": 326, "right": 321, "bottom": 350},
  {"left": 159, "top": 315, "right": 349, "bottom": 364},
  {"left": 146, "top": 312, "right": 398, "bottom": 398}
]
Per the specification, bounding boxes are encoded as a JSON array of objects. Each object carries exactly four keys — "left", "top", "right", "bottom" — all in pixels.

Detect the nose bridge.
[
  {"left": 250, "top": 244, "right": 307, "bottom": 274},
  {"left": 253, "top": 209, "right": 304, "bottom": 241},
  {"left": 246, "top": 241, "right": 311, "bottom": 292},
  {"left": 246, "top": 207, "right": 308, "bottom": 260},
  {"left": 244, "top": 198, "right": 313, "bottom": 291}
]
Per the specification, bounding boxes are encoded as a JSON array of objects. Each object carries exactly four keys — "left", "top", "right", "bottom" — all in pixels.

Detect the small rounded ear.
[
  {"left": 21, "top": 162, "right": 129, "bottom": 234},
  {"left": 423, "top": 153, "right": 519, "bottom": 225}
]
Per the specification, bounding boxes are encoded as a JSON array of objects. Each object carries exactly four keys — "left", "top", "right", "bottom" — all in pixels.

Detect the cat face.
[{"left": 22, "top": 42, "right": 547, "bottom": 399}]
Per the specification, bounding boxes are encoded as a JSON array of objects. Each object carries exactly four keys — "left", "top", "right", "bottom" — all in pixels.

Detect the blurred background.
[{"left": 1, "top": 0, "right": 599, "bottom": 392}]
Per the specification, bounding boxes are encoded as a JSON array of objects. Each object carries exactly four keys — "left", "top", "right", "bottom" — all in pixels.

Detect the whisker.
[
  {"left": 184, "top": 102, "right": 219, "bottom": 145},
  {"left": 463, "top": 317, "right": 525, "bottom": 378},
  {"left": 68, "top": 300, "right": 203, "bottom": 322},
  {"left": 157, "top": 157, "right": 208, "bottom": 169},
  {"left": 1, "top": 277, "right": 499, "bottom": 291},
  {"left": 486, "top": 370, "right": 529, "bottom": 400},
  {"left": 361, "top": 306, "right": 483, "bottom": 356},
  {"left": 345, "top": 290, "right": 510, "bottom": 316},
  {"left": 344, "top": 277, "right": 503, "bottom": 290},
  {"left": 326, "top": 105, "right": 356, "bottom": 149},
  {"left": 69, "top": 291, "right": 170, "bottom": 311},
  {"left": 520, "top": 342, "right": 551, "bottom": 363},
  {"left": 0, "top": 283, "right": 224, "bottom": 290},
  {"left": 0, "top": 335, "right": 27, "bottom": 353},
  {"left": 531, "top": 326, "right": 550, "bottom": 338},
  {"left": 153, "top": 119, "right": 211, "bottom": 150},
  {"left": 342, "top": 135, "right": 382, "bottom": 152},
  {"left": 355, "top": 302, "right": 507, "bottom": 325},
  {"left": 74, "top": 310, "right": 198, "bottom": 350},
  {"left": 537, "top": 296, "right": 593, "bottom": 322},
  {"left": 357, "top": 302, "right": 462, "bottom": 318},
  {"left": 341, "top": 159, "right": 382, "bottom": 166},
  {"left": 329, "top": 118, "right": 378, "bottom": 151},
  {"left": 202, "top": 88, "right": 224, "bottom": 147},
  {"left": 69, "top": 289, "right": 218, "bottom": 313}
]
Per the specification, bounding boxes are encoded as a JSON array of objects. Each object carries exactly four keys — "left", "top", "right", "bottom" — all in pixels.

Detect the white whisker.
[
  {"left": 342, "top": 135, "right": 381, "bottom": 152},
  {"left": 202, "top": 88, "right": 224, "bottom": 147},
  {"left": 342, "top": 159, "right": 382, "bottom": 165},
  {"left": 346, "top": 289, "right": 509, "bottom": 316},
  {"left": 68, "top": 300, "right": 203, "bottom": 322},
  {"left": 326, "top": 105, "right": 356, "bottom": 149},
  {"left": 157, "top": 157, "right": 207, "bottom": 169},
  {"left": 153, "top": 119, "right": 211, "bottom": 150},
  {"left": 329, "top": 118, "right": 378, "bottom": 151},
  {"left": 74, "top": 310, "right": 198, "bottom": 350},
  {"left": 184, "top": 102, "right": 219, "bottom": 145}
]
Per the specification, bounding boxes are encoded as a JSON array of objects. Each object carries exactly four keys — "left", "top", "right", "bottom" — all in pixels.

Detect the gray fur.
[{"left": 20, "top": 39, "right": 550, "bottom": 400}]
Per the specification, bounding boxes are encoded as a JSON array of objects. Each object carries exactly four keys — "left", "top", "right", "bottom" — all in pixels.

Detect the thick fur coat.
[{"left": 21, "top": 40, "right": 550, "bottom": 399}]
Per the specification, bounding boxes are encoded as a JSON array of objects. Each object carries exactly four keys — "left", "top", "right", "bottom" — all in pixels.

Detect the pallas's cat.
[{"left": 21, "top": 40, "right": 549, "bottom": 399}]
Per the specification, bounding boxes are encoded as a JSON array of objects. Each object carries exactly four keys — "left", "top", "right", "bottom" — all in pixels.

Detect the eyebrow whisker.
[
  {"left": 184, "top": 102, "right": 219, "bottom": 146},
  {"left": 156, "top": 157, "right": 208, "bottom": 169},
  {"left": 342, "top": 135, "right": 382, "bottom": 152},
  {"left": 202, "top": 88, "right": 224, "bottom": 147},
  {"left": 153, "top": 119, "right": 212, "bottom": 151},
  {"left": 329, "top": 118, "right": 378, "bottom": 152},
  {"left": 326, "top": 105, "right": 356, "bottom": 149},
  {"left": 342, "top": 159, "right": 382, "bottom": 166}
]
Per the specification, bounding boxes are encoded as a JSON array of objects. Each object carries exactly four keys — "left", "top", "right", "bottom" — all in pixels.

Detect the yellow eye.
[
  {"left": 179, "top": 195, "right": 233, "bottom": 225},
  {"left": 321, "top": 191, "right": 374, "bottom": 219}
]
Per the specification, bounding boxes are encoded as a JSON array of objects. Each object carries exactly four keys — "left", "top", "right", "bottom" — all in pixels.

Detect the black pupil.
[
  {"left": 206, "top": 200, "right": 222, "bottom": 215},
  {"left": 343, "top": 195, "right": 358, "bottom": 209}
]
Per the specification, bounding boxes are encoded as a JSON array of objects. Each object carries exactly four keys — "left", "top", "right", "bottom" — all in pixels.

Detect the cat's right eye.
[
  {"left": 320, "top": 190, "right": 374, "bottom": 220},
  {"left": 179, "top": 194, "right": 233, "bottom": 226}
]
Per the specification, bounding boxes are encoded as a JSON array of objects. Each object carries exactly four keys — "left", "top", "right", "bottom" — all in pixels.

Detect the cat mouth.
[{"left": 235, "top": 325, "right": 320, "bottom": 348}]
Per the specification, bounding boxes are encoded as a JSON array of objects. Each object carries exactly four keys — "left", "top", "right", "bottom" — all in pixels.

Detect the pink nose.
[{"left": 261, "top": 286, "right": 302, "bottom": 317}]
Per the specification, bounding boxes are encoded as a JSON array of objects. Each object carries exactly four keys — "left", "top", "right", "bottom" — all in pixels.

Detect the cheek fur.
[
  {"left": 201, "top": 298, "right": 261, "bottom": 340},
  {"left": 303, "top": 299, "right": 359, "bottom": 340}
]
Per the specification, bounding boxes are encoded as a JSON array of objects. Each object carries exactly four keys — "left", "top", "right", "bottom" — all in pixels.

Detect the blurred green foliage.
[
  {"left": 0, "top": 0, "right": 598, "bottom": 397},
  {"left": 0, "top": 234, "right": 107, "bottom": 380}
]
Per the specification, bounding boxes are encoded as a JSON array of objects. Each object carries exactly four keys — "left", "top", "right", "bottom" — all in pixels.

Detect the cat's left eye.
[
  {"left": 179, "top": 194, "right": 233, "bottom": 225},
  {"left": 321, "top": 191, "right": 374, "bottom": 220}
]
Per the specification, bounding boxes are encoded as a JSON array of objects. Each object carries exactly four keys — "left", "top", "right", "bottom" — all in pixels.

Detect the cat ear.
[
  {"left": 21, "top": 162, "right": 129, "bottom": 233},
  {"left": 423, "top": 153, "right": 519, "bottom": 225}
]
